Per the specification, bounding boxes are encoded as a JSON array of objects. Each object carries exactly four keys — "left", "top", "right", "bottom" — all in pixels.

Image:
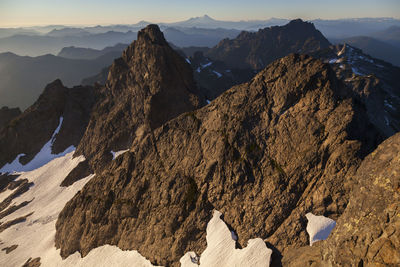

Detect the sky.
[{"left": 0, "top": 0, "right": 399, "bottom": 27}]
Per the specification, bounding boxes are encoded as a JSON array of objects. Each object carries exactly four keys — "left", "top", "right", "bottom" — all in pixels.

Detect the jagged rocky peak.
[
  {"left": 56, "top": 54, "right": 382, "bottom": 266},
  {"left": 75, "top": 24, "right": 205, "bottom": 171},
  {"left": 0, "top": 79, "right": 97, "bottom": 169},
  {"left": 135, "top": 24, "right": 167, "bottom": 45},
  {"left": 206, "top": 19, "right": 330, "bottom": 70}
]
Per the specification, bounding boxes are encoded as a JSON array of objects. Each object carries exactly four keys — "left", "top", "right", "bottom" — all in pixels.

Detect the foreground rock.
[
  {"left": 0, "top": 80, "right": 97, "bottom": 169},
  {"left": 321, "top": 131, "right": 400, "bottom": 266},
  {"left": 75, "top": 24, "right": 205, "bottom": 171},
  {"left": 283, "top": 132, "right": 400, "bottom": 266},
  {"left": 56, "top": 54, "right": 382, "bottom": 266}
]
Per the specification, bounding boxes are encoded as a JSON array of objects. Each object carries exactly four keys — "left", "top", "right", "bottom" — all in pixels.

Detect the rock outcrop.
[
  {"left": 0, "top": 106, "right": 21, "bottom": 130},
  {"left": 206, "top": 19, "right": 330, "bottom": 70},
  {"left": 0, "top": 80, "right": 97, "bottom": 169},
  {"left": 321, "top": 131, "right": 400, "bottom": 266},
  {"left": 75, "top": 24, "right": 205, "bottom": 171},
  {"left": 56, "top": 54, "right": 382, "bottom": 266}
]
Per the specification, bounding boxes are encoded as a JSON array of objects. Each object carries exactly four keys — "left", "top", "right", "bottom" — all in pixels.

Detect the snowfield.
[{"left": 0, "top": 151, "right": 159, "bottom": 267}]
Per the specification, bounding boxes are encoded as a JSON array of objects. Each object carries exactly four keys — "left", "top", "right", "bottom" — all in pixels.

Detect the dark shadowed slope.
[{"left": 0, "top": 51, "right": 119, "bottom": 109}]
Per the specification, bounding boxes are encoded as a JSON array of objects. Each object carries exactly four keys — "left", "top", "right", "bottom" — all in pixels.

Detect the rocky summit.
[
  {"left": 75, "top": 24, "right": 205, "bottom": 172},
  {"left": 206, "top": 19, "right": 331, "bottom": 70}
]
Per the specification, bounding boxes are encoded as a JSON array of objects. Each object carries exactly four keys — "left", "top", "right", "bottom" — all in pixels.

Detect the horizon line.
[{"left": 1, "top": 15, "right": 399, "bottom": 28}]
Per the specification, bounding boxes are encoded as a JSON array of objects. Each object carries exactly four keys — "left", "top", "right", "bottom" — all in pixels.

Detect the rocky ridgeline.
[
  {"left": 206, "top": 19, "right": 331, "bottom": 70},
  {"left": 0, "top": 80, "right": 98, "bottom": 168}
]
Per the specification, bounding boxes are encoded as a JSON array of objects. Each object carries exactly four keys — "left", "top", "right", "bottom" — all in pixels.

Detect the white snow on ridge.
[
  {"left": 306, "top": 213, "right": 336, "bottom": 246},
  {"left": 328, "top": 58, "right": 338, "bottom": 64},
  {"left": 111, "top": 149, "right": 129, "bottom": 160},
  {"left": 352, "top": 67, "right": 364, "bottom": 76},
  {"left": 0, "top": 117, "right": 75, "bottom": 173},
  {"left": 201, "top": 62, "right": 212, "bottom": 68},
  {"left": 212, "top": 70, "right": 222, "bottom": 78},
  {"left": 181, "top": 210, "right": 272, "bottom": 267},
  {"left": 0, "top": 151, "right": 158, "bottom": 267}
]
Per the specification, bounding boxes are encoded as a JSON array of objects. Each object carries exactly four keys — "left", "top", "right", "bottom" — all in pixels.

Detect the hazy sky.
[{"left": 1, "top": 0, "right": 399, "bottom": 27}]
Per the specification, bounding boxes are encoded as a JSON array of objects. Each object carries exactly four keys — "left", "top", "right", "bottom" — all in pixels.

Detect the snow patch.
[
  {"left": 0, "top": 117, "right": 75, "bottom": 174},
  {"left": 111, "top": 149, "right": 129, "bottom": 160},
  {"left": 196, "top": 67, "right": 201, "bottom": 73},
  {"left": 352, "top": 67, "right": 364, "bottom": 76},
  {"left": 384, "top": 99, "right": 396, "bottom": 110},
  {"left": 328, "top": 58, "right": 338, "bottom": 64},
  {"left": 206, "top": 99, "right": 211, "bottom": 104},
  {"left": 181, "top": 210, "right": 272, "bottom": 266},
  {"left": 384, "top": 116, "right": 390, "bottom": 126},
  {"left": 201, "top": 62, "right": 212, "bottom": 68},
  {"left": 212, "top": 70, "right": 222, "bottom": 78},
  {"left": 185, "top": 58, "right": 191, "bottom": 64},
  {"left": 306, "top": 213, "right": 336, "bottom": 246}
]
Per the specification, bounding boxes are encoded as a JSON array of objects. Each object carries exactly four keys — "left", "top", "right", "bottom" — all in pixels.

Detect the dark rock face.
[
  {"left": 0, "top": 80, "right": 97, "bottom": 169},
  {"left": 0, "top": 107, "right": 21, "bottom": 130},
  {"left": 56, "top": 54, "right": 382, "bottom": 266},
  {"left": 283, "top": 132, "right": 400, "bottom": 266},
  {"left": 206, "top": 19, "right": 331, "bottom": 70},
  {"left": 190, "top": 51, "right": 256, "bottom": 101},
  {"left": 75, "top": 24, "right": 205, "bottom": 171}
]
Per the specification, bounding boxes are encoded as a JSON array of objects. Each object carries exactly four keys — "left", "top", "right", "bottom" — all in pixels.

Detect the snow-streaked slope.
[
  {"left": 0, "top": 187, "right": 16, "bottom": 203},
  {"left": 0, "top": 117, "right": 74, "bottom": 173},
  {"left": 181, "top": 210, "right": 272, "bottom": 267},
  {"left": 305, "top": 213, "right": 336, "bottom": 246},
  {"left": 0, "top": 152, "right": 158, "bottom": 267}
]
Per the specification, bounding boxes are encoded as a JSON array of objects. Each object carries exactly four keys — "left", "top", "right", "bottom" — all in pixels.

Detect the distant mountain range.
[
  {"left": 0, "top": 49, "right": 120, "bottom": 109},
  {"left": 1, "top": 16, "right": 400, "bottom": 57}
]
